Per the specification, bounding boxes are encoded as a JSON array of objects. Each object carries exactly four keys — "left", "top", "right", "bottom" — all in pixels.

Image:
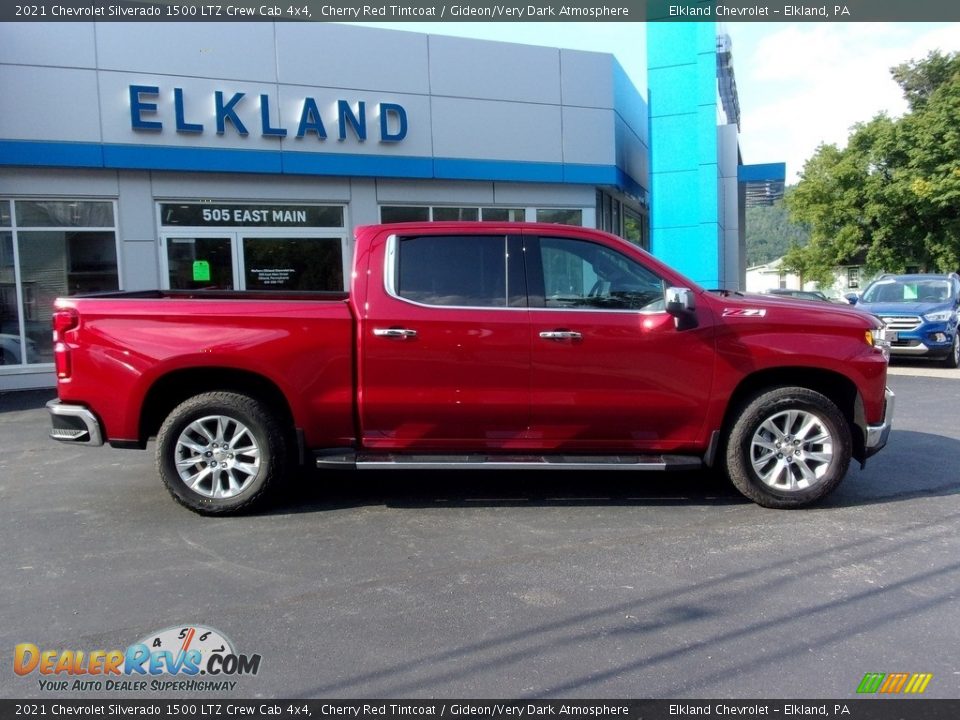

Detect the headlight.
[
  {"left": 867, "top": 328, "right": 891, "bottom": 360},
  {"left": 923, "top": 310, "right": 956, "bottom": 323}
]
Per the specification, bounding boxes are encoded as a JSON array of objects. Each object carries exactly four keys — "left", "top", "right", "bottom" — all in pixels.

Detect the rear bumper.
[
  {"left": 864, "top": 387, "right": 894, "bottom": 458},
  {"left": 47, "top": 400, "right": 104, "bottom": 446}
]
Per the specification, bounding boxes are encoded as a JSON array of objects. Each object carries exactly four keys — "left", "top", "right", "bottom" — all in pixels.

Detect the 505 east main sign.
[{"left": 128, "top": 85, "right": 408, "bottom": 143}]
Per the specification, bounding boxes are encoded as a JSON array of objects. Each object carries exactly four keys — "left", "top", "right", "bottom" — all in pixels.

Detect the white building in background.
[{"left": 746, "top": 256, "right": 874, "bottom": 299}]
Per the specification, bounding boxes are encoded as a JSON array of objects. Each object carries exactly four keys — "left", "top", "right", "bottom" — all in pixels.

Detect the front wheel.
[
  {"left": 724, "top": 387, "right": 852, "bottom": 509},
  {"left": 156, "top": 391, "right": 288, "bottom": 515}
]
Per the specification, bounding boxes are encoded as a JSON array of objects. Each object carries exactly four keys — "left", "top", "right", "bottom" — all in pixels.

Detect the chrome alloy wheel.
[
  {"left": 174, "top": 415, "right": 261, "bottom": 499},
  {"left": 749, "top": 409, "right": 834, "bottom": 492}
]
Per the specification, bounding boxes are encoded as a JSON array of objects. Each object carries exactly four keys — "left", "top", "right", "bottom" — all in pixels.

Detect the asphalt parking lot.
[{"left": 1, "top": 368, "right": 958, "bottom": 700}]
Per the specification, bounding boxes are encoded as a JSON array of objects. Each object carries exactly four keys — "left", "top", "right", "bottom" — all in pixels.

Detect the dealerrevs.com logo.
[{"left": 14, "top": 625, "right": 262, "bottom": 693}]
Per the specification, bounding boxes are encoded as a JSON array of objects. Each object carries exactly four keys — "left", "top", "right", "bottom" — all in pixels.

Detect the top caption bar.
[{"left": 3, "top": 0, "right": 960, "bottom": 21}]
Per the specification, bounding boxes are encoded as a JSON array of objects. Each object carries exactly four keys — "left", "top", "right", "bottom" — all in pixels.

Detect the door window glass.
[
  {"left": 396, "top": 235, "right": 509, "bottom": 308},
  {"left": 540, "top": 237, "right": 664, "bottom": 311}
]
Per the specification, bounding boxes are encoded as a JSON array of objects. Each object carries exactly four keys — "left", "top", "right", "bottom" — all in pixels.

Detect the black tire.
[
  {"left": 724, "top": 387, "right": 852, "bottom": 509},
  {"left": 942, "top": 332, "right": 960, "bottom": 369},
  {"left": 156, "top": 391, "right": 287, "bottom": 515}
]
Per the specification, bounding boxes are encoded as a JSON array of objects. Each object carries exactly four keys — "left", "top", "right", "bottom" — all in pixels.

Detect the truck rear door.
[{"left": 359, "top": 229, "right": 531, "bottom": 451}]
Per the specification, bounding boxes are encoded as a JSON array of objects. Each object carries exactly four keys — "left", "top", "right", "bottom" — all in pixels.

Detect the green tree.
[{"left": 785, "top": 51, "right": 960, "bottom": 278}]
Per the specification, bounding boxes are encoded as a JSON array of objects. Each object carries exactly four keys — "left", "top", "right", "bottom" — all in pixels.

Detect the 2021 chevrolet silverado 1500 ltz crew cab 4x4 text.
[{"left": 48, "top": 223, "right": 894, "bottom": 514}]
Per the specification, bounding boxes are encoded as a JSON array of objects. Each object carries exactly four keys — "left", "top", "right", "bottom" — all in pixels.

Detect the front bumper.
[
  {"left": 47, "top": 400, "right": 104, "bottom": 446},
  {"left": 864, "top": 387, "right": 894, "bottom": 458},
  {"left": 886, "top": 321, "right": 956, "bottom": 357}
]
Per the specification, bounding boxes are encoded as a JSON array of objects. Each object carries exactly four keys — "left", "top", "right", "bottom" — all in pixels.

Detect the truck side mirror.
[{"left": 665, "top": 287, "right": 698, "bottom": 330}]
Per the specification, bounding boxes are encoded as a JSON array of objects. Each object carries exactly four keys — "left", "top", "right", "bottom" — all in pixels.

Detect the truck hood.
[{"left": 715, "top": 291, "right": 877, "bottom": 324}]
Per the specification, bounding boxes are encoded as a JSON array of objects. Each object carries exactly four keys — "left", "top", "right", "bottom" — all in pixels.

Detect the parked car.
[
  {"left": 47, "top": 222, "right": 893, "bottom": 514},
  {"left": 852, "top": 273, "right": 960, "bottom": 368},
  {"left": 0, "top": 333, "right": 37, "bottom": 365}
]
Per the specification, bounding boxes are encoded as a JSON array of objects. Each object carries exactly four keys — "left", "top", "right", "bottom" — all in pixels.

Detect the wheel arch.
[
  {"left": 717, "top": 367, "right": 866, "bottom": 465},
  {"left": 139, "top": 367, "right": 298, "bottom": 455}
]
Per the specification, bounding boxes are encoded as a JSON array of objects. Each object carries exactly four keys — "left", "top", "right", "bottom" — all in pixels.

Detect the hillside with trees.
[{"left": 745, "top": 197, "right": 810, "bottom": 267}]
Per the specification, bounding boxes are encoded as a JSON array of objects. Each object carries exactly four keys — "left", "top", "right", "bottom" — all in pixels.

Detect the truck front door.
[{"left": 525, "top": 233, "right": 716, "bottom": 451}]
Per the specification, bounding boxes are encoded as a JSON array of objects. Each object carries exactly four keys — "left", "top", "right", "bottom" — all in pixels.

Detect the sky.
[{"left": 351, "top": 21, "right": 960, "bottom": 182}]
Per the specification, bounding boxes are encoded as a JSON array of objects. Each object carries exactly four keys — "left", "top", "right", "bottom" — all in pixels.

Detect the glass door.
[
  {"left": 161, "top": 233, "right": 349, "bottom": 292},
  {"left": 239, "top": 234, "right": 346, "bottom": 292},
  {"left": 161, "top": 235, "right": 238, "bottom": 290}
]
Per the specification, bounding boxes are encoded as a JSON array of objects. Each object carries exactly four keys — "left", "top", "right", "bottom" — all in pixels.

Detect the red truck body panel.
[
  {"left": 54, "top": 295, "right": 356, "bottom": 448},
  {"left": 53, "top": 222, "right": 889, "bottom": 463}
]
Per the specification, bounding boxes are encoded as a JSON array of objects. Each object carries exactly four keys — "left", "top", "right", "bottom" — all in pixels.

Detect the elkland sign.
[{"left": 128, "top": 85, "right": 409, "bottom": 143}]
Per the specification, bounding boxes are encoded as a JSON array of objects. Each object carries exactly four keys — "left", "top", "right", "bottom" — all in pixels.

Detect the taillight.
[
  {"left": 52, "top": 308, "right": 79, "bottom": 379},
  {"left": 52, "top": 308, "right": 79, "bottom": 342}
]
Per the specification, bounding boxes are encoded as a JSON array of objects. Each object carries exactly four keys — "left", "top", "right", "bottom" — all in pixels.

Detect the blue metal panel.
[
  {"left": 0, "top": 140, "right": 104, "bottom": 168},
  {"left": 645, "top": 65, "right": 702, "bottom": 118},
  {"left": 283, "top": 152, "right": 433, "bottom": 179},
  {"left": 433, "top": 157, "right": 564, "bottom": 183},
  {"left": 647, "top": 20, "right": 722, "bottom": 289},
  {"left": 649, "top": 116, "right": 700, "bottom": 173},
  {"left": 738, "top": 163, "right": 787, "bottom": 182},
  {"left": 612, "top": 60, "right": 650, "bottom": 147},
  {"left": 646, "top": 24, "right": 703, "bottom": 70},
  {"left": 1, "top": 139, "right": 647, "bottom": 190},
  {"left": 650, "top": 170, "right": 700, "bottom": 228},
  {"left": 104, "top": 144, "right": 281, "bottom": 174}
]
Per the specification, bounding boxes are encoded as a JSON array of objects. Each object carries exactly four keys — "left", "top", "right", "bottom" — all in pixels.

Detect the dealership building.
[{"left": 0, "top": 21, "right": 782, "bottom": 390}]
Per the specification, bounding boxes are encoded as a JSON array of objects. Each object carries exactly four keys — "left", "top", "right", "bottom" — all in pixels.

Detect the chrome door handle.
[
  {"left": 373, "top": 327, "right": 418, "bottom": 339},
  {"left": 539, "top": 330, "right": 582, "bottom": 340}
]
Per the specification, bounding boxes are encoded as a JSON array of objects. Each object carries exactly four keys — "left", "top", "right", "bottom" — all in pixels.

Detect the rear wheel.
[
  {"left": 156, "top": 391, "right": 287, "bottom": 515},
  {"left": 724, "top": 387, "right": 851, "bottom": 508}
]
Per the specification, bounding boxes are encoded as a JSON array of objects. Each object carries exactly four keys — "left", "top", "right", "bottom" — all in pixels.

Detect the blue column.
[{"left": 647, "top": 22, "right": 720, "bottom": 288}]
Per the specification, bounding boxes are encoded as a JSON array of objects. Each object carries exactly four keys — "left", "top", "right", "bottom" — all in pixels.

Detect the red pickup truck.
[{"left": 48, "top": 222, "right": 893, "bottom": 514}]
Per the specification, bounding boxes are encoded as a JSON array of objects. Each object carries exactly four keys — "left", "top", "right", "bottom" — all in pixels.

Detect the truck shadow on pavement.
[
  {"left": 5, "top": 389, "right": 955, "bottom": 512},
  {"left": 269, "top": 429, "right": 960, "bottom": 514},
  {"left": 272, "top": 467, "right": 748, "bottom": 513}
]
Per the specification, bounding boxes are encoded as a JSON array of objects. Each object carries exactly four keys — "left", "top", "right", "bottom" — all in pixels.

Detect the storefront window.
[
  {"left": 623, "top": 208, "right": 648, "bottom": 250},
  {"left": 432, "top": 207, "right": 479, "bottom": 221},
  {"left": 0, "top": 231, "right": 23, "bottom": 366},
  {"left": 383, "top": 205, "right": 585, "bottom": 226},
  {"left": 381, "top": 206, "right": 430, "bottom": 223},
  {"left": 16, "top": 200, "right": 114, "bottom": 228},
  {"left": 537, "top": 209, "right": 583, "bottom": 226},
  {"left": 0, "top": 199, "right": 119, "bottom": 369},
  {"left": 480, "top": 208, "right": 524, "bottom": 222}
]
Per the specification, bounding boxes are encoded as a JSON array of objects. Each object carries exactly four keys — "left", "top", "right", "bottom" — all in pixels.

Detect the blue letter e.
[{"left": 130, "top": 85, "right": 162, "bottom": 131}]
